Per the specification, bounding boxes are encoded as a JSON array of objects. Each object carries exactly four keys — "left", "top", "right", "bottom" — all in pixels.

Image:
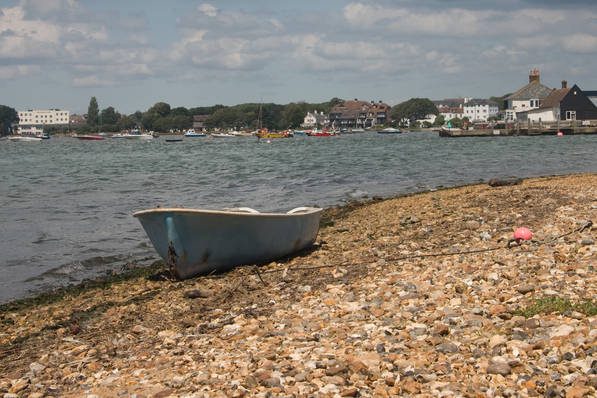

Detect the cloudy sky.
[{"left": 1, "top": 0, "right": 597, "bottom": 114}]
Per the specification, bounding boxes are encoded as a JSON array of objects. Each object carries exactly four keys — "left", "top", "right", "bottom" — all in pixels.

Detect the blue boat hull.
[{"left": 133, "top": 207, "right": 322, "bottom": 279}]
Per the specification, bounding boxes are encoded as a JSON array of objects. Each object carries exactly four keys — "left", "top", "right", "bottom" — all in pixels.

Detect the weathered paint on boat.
[{"left": 133, "top": 207, "right": 322, "bottom": 279}]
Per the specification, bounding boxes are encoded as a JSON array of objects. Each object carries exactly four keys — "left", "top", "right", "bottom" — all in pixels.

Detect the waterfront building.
[
  {"left": 69, "top": 114, "right": 86, "bottom": 126},
  {"left": 438, "top": 106, "right": 464, "bottom": 121},
  {"left": 329, "top": 99, "right": 390, "bottom": 128},
  {"left": 504, "top": 70, "right": 553, "bottom": 121},
  {"left": 18, "top": 109, "right": 70, "bottom": 135},
  {"left": 517, "top": 81, "right": 597, "bottom": 123},
  {"left": 193, "top": 115, "right": 210, "bottom": 131},
  {"left": 433, "top": 98, "right": 467, "bottom": 109},
  {"left": 463, "top": 99, "right": 499, "bottom": 122},
  {"left": 302, "top": 110, "right": 328, "bottom": 127}
]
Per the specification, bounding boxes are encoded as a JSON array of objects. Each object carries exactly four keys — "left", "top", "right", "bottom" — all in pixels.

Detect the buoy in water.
[
  {"left": 514, "top": 227, "right": 532, "bottom": 241},
  {"left": 557, "top": 131, "right": 564, "bottom": 136},
  {"left": 266, "top": 139, "right": 271, "bottom": 143}
]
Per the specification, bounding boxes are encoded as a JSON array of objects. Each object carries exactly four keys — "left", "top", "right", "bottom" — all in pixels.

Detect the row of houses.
[
  {"left": 432, "top": 98, "right": 499, "bottom": 124},
  {"left": 192, "top": 100, "right": 392, "bottom": 130},
  {"left": 433, "top": 70, "right": 597, "bottom": 125}
]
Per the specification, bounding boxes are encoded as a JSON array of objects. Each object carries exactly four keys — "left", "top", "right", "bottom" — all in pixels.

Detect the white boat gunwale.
[{"left": 133, "top": 206, "right": 322, "bottom": 218}]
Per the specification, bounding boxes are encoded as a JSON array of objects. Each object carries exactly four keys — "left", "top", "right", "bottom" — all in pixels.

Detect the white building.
[
  {"left": 463, "top": 99, "right": 499, "bottom": 122},
  {"left": 17, "top": 109, "right": 70, "bottom": 135},
  {"left": 504, "top": 70, "right": 553, "bottom": 121},
  {"left": 438, "top": 106, "right": 464, "bottom": 121},
  {"left": 302, "top": 110, "right": 328, "bottom": 127}
]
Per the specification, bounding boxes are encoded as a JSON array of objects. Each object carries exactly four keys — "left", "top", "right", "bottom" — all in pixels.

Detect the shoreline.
[
  {"left": 0, "top": 177, "right": 488, "bottom": 310},
  {"left": 1, "top": 173, "right": 596, "bottom": 397}
]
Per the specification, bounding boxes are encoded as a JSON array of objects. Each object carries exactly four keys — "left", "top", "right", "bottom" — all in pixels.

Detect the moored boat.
[
  {"left": 123, "top": 130, "right": 153, "bottom": 140},
  {"left": 184, "top": 129, "right": 206, "bottom": 137},
  {"left": 307, "top": 129, "right": 335, "bottom": 136},
  {"left": 377, "top": 127, "right": 402, "bottom": 134},
  {"left": 8, "top": 135, "right": 43, "bottom": 142},
  {"left": 74, "top": 135, "right": 105, "bottom": 140},
  {"left": 133, "top": 206, "right": 323, "bottom": 279},
  {"left": 211, "top": 133, "right": 236, "bottom": 138},
  {"left": 256, "top": 128, "right": 293, "bottom": 138}
]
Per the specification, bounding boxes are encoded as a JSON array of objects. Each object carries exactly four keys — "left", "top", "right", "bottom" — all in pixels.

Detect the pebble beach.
[{"left": 1, "top": 173, "right": 596, "bottom": 397}]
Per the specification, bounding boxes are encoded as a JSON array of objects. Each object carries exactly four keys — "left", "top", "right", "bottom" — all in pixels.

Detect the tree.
[
  {"left": 390, "top": 98, "right": 438, "bottom": 127},
  {"left": 149, "top": 102, "right": 171, "bottom": 117},
  {"left": 87, "top": 97, "right": 99, "bottom": 127},
  {"left": 434, "top": 115, "right": 445, "bottom": 126},
  {"left": 448, "top": 117, "right": 463, "bottom": 128},
  {"left": 100, "top": 106, "right": 120, "bottom": 125},
  {"left": 489, "top": 94, "right": 512, "bottom": 111},
  {"left": 328, "top": 97, "right": 344, "bottom": 108},
  {"left": 117, "top": 115, "right": 136, "bottom": 131},
  {"left": 0, "top": 105, "right": 19, "bottom": 136}
]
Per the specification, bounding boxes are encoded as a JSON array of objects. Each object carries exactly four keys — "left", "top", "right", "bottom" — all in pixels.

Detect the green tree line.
[{"left": 74, "top": 97, "right": 345, "bottom": 133}]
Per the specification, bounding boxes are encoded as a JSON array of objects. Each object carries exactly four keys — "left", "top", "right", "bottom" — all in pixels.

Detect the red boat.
[
  {"left": 307, "top": 129, "right": 336, "bottom": 137},
  {"left": 75, "top": 135, "right": 105, "bottom": 140}
]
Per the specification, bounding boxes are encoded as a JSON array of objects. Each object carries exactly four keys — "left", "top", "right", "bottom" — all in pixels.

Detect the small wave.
[
  {"left": 345, "top": 189, "right": 370, "bottom": 199},
  {"left": 32, "top": 233, "right": 61, "bottom": 244},
  {"left": 27, "top": 255, "right": 127, "bottom": 281}
]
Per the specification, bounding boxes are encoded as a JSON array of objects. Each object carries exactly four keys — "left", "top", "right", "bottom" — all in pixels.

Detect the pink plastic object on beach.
[{"left": 514, "top": 227, "right": 532, "bottom": 241}]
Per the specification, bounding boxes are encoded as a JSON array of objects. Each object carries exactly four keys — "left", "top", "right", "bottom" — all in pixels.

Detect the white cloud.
[
  {"left": 515, "top": 36, "right": 553, "bottom": 49},
  {"left": 72, "top": 75, "right": 114, "bottom": 87},
  {"left": 0, "top": 64, "right": 40, "bottom": 79},
  {"left": 198, "top": 3, "right": 217, "bottom": 17},
  {"left": 480, "top": 44, "right": 525, "bottom": 59},
  {"left": 343, "top": 2, "right": 408, "bottom": 27},
  {"left": 0, "top": 5, "right": 61, "bottom": 44},
  {"left": 562, "top": 34, "right": 597, "bottom": 53}
]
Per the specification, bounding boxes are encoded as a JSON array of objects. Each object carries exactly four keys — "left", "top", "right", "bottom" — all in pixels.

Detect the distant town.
[{"left": 2, "top": 70, "right": 597, "bottom": 137}]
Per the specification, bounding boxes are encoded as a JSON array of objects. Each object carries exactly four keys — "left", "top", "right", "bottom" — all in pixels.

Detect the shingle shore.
[{"left": 1, "top": 173, "right": 596, "bottom": 397}]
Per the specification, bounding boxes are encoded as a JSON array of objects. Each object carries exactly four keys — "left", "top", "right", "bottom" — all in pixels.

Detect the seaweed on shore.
[{"left": 0, "top": 260, "right": 168, "bottom": 314}]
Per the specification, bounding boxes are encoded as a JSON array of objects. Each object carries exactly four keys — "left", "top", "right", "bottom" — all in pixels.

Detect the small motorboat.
[
  {"left": 74, "top": 135, "right": 105, "bottom": 140},
  {"left": 184, "top": 129, "right": 206, "bottom": 137},
  {"left": 8, "top": 135, "right": 43, "bottom": 142},
  {"left": 133, "top": 206, "right": 323, "bottom": 279},
  {"left": 377, "top": 128, "right": 402, "bottom": 134},
  {"left": 123, "top": 130, "right": 153, "bottom": 140},
  {"left": 308, "top": 129, "right": 335, "bottom": 136},
  {"left": 211, "top": 133, "right": 236, "bottom": 138},
  {"left": 165, "top": 136, "right": 183, "bottom": 142}
]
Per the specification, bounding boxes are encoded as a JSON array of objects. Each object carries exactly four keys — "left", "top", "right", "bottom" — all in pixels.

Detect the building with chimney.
[
  {"left": 517, "top": 81, "right": 597, "bottom": 123},
  {"left": 302, "top": 110, "right": 329, "bottom": 127},
  {"left": 504, "top": 69, "right": 553, "bottom": 121},
  {"left": 329, "top": 99, "right": 390, "bottom": 128}
]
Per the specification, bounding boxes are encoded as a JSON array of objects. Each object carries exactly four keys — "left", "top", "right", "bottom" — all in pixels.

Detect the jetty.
[{"left": 439, "top": 120, "right": 597, "bottom": 137}]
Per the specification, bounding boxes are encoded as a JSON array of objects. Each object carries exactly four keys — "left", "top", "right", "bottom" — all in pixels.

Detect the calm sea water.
[{"left": 1, "top": 132, "right": 596, "bottom": 303}]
